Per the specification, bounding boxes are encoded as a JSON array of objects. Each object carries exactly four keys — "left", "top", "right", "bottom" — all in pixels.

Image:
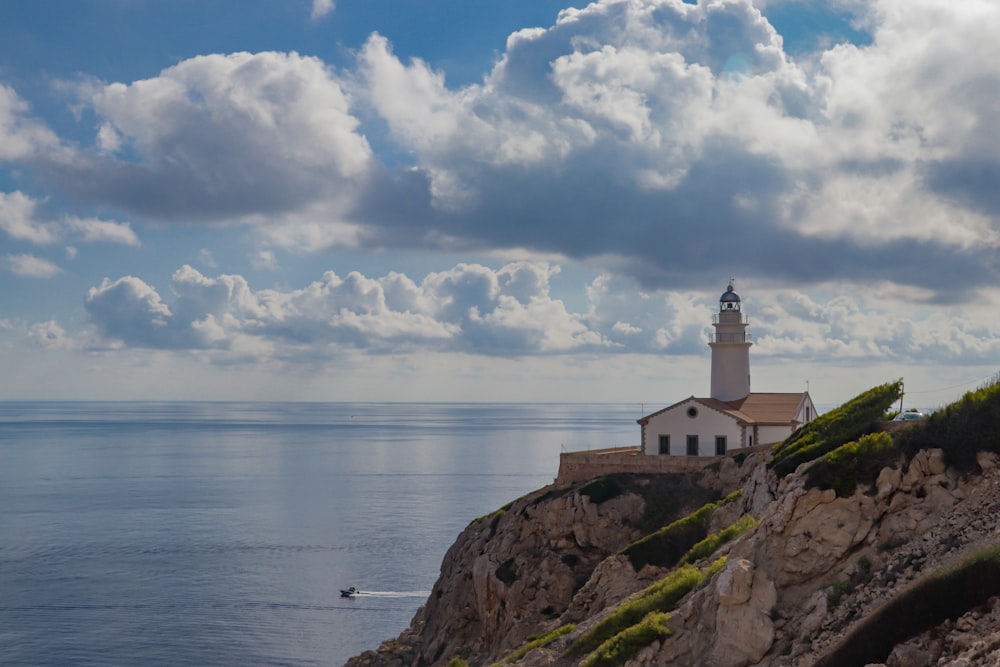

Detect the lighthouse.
[
  {"left": 637, "top": 279, "right": 815, "bottom": 456},
  {"left": 709, "top": 281, "right": 751, "bottom": 401}
]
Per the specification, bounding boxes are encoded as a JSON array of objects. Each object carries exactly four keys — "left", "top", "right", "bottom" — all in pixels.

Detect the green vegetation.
[
  {"left": 896, "top": 372, "right": 1000, "bottom": 469},
  {"left": 622, "top": 490, "right": 741, "bottom": 570},
  {"left": 581, "top": 612, "right": 671, "bottom": 667},
  {"left": 770, "top": 380, "right": 903, "bottom": 477},
  {"left": 814, "top": 546, "right": 1000, "bottom": 667},
  {"left": 580, "top": 477, "right": 625, "bottom": 504},
  {"left": 823, "top": 580, "right": 854, "bottom": 611},
  {"left": 804, "top": 431, "right": 899, "bottom": 497},
  {"left": 491, "top": 624, "right": 575, "bottom": 666},
  {"left": 445, "top": 659, "right": 470, "bottom": 667},
  {"left": 568, "top": 557, "right": 727, "bottom": 665},
  {"left": 567, "top": 564, "right": 704, "bottom": 657},
  {"left": 680, "top": 514, "right": 758, "bottom": 565}
]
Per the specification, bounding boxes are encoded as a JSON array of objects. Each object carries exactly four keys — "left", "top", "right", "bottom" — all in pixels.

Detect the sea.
[{"left": 0, "top": 401, "right": 641, "bottom": 666}]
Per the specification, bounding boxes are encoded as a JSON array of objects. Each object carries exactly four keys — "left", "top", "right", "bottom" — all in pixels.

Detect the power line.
[{"left": 904, "top": 371, "right": 1000, "bottom": 395}]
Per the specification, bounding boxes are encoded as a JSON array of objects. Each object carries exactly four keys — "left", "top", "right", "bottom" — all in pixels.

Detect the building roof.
[{"left": 638, "top": 392, "right": 810, "bottom": 426}]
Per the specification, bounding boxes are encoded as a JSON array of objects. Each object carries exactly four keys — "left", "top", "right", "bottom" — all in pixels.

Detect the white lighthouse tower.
[{"left": 709, "top": 280, "right": 751, "bottom": 401}]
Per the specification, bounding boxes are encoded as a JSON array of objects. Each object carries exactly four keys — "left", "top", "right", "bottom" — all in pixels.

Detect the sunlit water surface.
[{"left": 0, "top": 402, "right": 639, "bottom": 666}]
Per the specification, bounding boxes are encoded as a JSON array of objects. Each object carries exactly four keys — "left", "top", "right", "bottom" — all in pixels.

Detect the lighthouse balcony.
[
  {"left": 714, "top": 312, "right": 748, "bottom": 324},
  {"left": 710, "top": 332, "right": 752, "bottom": 344}
]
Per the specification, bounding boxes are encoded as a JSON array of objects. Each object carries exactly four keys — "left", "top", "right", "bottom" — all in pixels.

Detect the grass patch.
[
  {"left": 580, "top": 477, "right": 625, "bottom": 504},
  {"left": 822, "top": 580, "right": 853, "bottom": 611},
  {"left": 445, "top": 659, "right": 470, "bottom": 667},
  {"left": 804, "top": 432, "right": 900, "bottom": 497},
  {"left": 770, "top": 381, "right": 903, "bottom": 478},
  {"left": 567, "top": 564, "right": 703, "bottom": 657},
  {"left": 568, "top": 557, "right": 727, "bottom": 664},
  {"left": 815, "top": 545, "right": 1000, "bottom": 667},
  {"left": 896, "top": 372, "right": 1000, "bottom": 470},
  {"left": 622, "top": 490, "right": 741, "bottom": 571},
  {"left": 581, "top": 612, "right": 671, "bottom": 667},
  {"left": 491, "top": 624, "right": 575, "bottom": 666},
  {"left": 680, "top": 514, "right": 758, "bottom": 565}
]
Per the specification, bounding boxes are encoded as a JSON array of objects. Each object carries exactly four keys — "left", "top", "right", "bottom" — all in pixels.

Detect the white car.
[{"left": 893, "top": 411, "right": 925, "bottom": 421}]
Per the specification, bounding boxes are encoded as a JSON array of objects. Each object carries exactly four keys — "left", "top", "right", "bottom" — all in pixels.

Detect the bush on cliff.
[
  {"left": 579, "top": 477, "right": 624, "bottom": 504},
  {"left": 680, "top": 513, "right": 758, "bottom": 565},
  {"left": 491, "top": 624, "right": 575, "bottom": 666},
  {"left": 814, "top": 545, "right": 1000, "bottom": 667},
  {"left": 568, "top": 557, "right": 727, "bottom": 663},
  {"left": 567, "top": 564, "right": 703, "bottom": 657},
  {"left": 770, "top": 380, "right": 903, "bottom": 477},
  {"left": 581, "top": 611, "right": 672, "bottom": 667},
  {"left": 804, "top": 431, "right": 900, "bottom": 497},
  {"left": 895, "top": 371, "right": 1000, "bottom": 470},
  {"left": 621, "top": 490, "right": 740, "bottom": 571}
]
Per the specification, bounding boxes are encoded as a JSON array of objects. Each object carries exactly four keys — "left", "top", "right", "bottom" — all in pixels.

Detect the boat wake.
[{"left": 353, "top": 590, "right": 431, "bottom": 598}]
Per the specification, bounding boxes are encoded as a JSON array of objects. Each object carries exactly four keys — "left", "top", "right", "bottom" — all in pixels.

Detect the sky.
[{"left": 1, "top": 0, "right": 999, "bottom": 408}]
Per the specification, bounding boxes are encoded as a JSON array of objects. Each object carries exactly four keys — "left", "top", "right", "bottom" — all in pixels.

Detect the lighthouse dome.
[{"left": 720, "top": 283, "right": 741, "bottom": 311}]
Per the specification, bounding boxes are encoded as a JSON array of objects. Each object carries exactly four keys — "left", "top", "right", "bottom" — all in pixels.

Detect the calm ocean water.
[{"left": 0, "top": 402, "right": 640, "bottom": 666}]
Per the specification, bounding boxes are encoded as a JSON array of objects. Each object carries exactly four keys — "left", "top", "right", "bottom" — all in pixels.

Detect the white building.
[{"left": 638, "top": 282, "right": 816, "bottom": 456}]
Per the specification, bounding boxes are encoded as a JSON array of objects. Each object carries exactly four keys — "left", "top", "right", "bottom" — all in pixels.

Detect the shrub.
[
  {"left": 681, "top": 514, "right": 758, "bottom": 565},
  {"left": 771, "top": 380, "right": 903, "bottom": 477},
  {"left": 622, "top": 503, "right": 715, "bottom": 570},
  {"left": 492, "top": 624, "right": 575, "bottom": 666},
  {"left": 445, "top": 659, "right": 470, "bottom": 667},
  {"left": 567, "top": 565, "right": 703, "bottom": 657},
  {"left": 814, "top": 546, "right": 1000, "bottom": 667},
  {"left": 896, "top": 372, "right": 1000, "bottom": 470},
  {"left": 581, "top": 612, "right": 672, "bottom": 667},
  {"left": 622, "top": 491, "right": 741, "bottom": 571},
  {"left": 580, "top": 477, "right": 624, "bottom": 504},
  {"left": 804, "top": 431, "right": 899, "bottom": 497}
]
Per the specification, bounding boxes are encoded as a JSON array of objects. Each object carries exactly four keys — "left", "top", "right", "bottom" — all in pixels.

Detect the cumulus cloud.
[
  {"left": 0, "top": 191, "right": 60, "bottom": 244},
  {"left": 0, "top": 190, "right": 140, "bottom": 247},
  {"left": 28, "top": 320, "right": 77, "bottom": 349},
  {"left": 64, "top": 217, "right": 140, "bottom": 246},
  {"left": 5, "top": 253, "right": 63, "bottom": 278},
  {"left": 46, "top": 51, "right": 372, "bottom": 222},
  {"left": 79, "top": 263, "right": 1000, "bottom": 370},
  {"left": 337, "top": 0, "right": 1000, "bottom": 299},
  {"left": 310, "top": 0, "right": 335, "bottom": 21},
  {"left": 4, "top": 0, "right": 1000, "bottom": 304},
  {"left": 83, "top": 262, "right": 611, "bottom": 358},
  {"left": 0, "top": 84, "right": 61, "bottom": 161}
]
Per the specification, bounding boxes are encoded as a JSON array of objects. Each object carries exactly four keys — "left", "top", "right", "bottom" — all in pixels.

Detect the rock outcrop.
[{"left": 346, "top": 447, "right": 1000, "bottom": 667}]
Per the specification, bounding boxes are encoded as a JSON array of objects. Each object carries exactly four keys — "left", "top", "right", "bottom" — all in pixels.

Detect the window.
[
  {"left": 686, "top": 406, "right": 698, "bottom": 418},
  {"left": 686, "top": 435, "right": 699, "bottom": 456},
  {"left": 658, "top": 435, "right": 670, "bottom": 455},
  {"left": 715, "top": 436, "right": 727, "bottom": 456}
]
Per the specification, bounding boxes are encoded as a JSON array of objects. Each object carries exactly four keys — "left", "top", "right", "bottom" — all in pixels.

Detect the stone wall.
[{"left": 555, "top": 446, "right": 721, "bottom": 486}]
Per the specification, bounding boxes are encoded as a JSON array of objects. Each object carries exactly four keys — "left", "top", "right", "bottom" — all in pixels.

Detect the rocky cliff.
[{"left": 346, "top": 382, "right": 1000, "bottom": 667}]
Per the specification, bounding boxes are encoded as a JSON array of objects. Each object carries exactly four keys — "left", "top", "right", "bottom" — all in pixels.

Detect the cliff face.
[{"left": 346, "top": 447, "right": 1000, "bottom": 667}]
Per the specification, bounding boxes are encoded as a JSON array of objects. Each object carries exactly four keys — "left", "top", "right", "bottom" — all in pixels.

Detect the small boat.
[{"left": 340, "top": 587, "right": 359, "bottom": 598}]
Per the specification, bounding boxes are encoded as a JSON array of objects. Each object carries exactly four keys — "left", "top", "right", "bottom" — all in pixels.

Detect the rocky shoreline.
[{"left": 346, "top": 439, "right": 1000, "bottom": 667}]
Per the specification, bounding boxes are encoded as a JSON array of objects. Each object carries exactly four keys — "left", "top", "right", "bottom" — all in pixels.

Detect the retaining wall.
[{"left": 555, "top": 446, "right": 723, "bottom": 486}]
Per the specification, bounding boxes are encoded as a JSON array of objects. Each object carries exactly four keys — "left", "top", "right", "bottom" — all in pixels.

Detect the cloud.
[
  {"left": 0, "top": 190, "right": 141, "bottom": 247},
  {"left": 28, "top": 320, "right": 77, "bottom": 349},
  {"left": 250, "top": 249, "right": 278, "bottom": 270},
  {"left": 337, "top": 0, "right": 1000, "bottom": 300},
  {"left": 6, "top": 0, "right": 1000, "bottom": 304},
  {"left": 64, "top": 217, "right": 140, "bottom": 246},
  {"left": 83, "top": 262, "right": 609, "bottom": 358},
  {"left": 310, "top": 0, "right": 335, "bottom": 21},
  {"left": 45, "top": 51, "right": 372, "bottom": 223},
  {"left": 78, "top": 263, "right": 1000, "bottom": 372},
  {"left": 0, "top": 84, "right": 61, "bottom": 161},
  {"left": 5, "top": 253, "right": 63, "bottom": 278},
  {"left": 0, "top": 191, "right": 60, "bottom": 243}
]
